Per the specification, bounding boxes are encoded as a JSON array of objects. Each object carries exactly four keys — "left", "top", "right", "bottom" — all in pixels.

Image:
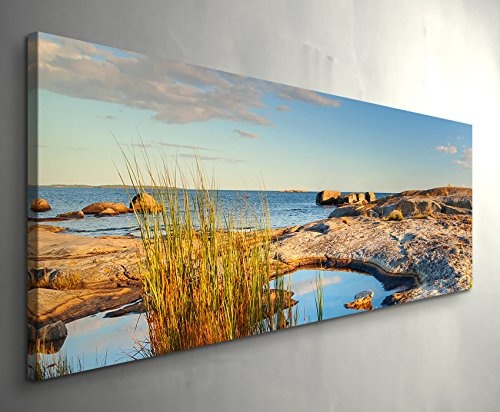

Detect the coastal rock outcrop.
[
  {"left": 130, "top": 192, "right": 164, "bottom": 213},
  {"left": 316, "top": 190, "right": 375, "bottom": 206},
  {"left": 316, "top": 190, "right": 341, "bottom": 205},
  {"left": 273, "top": 193, "right": 472, "bottom": 305},
  {"left": 329, "top": 187, "right": 472, "bottom": 219},
  {"left": 82, "top": 202, "right": 130, "bottom": 215},
  {"left": 31, "top": 198, "right": 51, "bottom": 212},
  {"left": 27, "top": 225, "right": 142, "bottom": 326}
]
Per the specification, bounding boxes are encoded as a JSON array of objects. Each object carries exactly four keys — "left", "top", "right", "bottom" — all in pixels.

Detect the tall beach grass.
[{"left": 119, "top": 151, "right": 296, "bottom": 356}]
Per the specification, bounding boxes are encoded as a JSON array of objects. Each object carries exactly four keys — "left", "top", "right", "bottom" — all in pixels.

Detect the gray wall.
[{"left": 1, "top": 1, "right": 499, "bottom": 411}]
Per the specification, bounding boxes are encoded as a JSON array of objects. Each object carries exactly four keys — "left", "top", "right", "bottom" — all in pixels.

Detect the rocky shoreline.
[
  {"left": 272, "top": 186, "right": 472, "bottom": 304},
  {"left": 28, "top": 186, "right": 472, "bottom": 343}
]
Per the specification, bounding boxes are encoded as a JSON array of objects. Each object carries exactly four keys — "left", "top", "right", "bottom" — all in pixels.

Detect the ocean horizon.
[{"left": 28, "top": 186, "right": 393, "bottom": 236}]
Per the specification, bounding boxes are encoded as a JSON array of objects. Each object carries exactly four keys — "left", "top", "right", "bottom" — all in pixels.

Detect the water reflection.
[
  {"left": 275, "top": 269, "right": 410, "bottom": 325},
  {"left": 35, "top": 268, "right": 413, "bottom": 374}
]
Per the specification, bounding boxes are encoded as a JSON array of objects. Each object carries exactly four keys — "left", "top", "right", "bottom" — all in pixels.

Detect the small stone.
[
  {"left": 56, "top": 210, "right": 84, "bottom": 220},
  {"left": 344, "top": 290, "right": 374, "bottom": 311}
]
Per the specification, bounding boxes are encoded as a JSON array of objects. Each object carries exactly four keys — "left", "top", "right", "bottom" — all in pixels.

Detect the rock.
[
  {"left": 31, "top": 198, "right": 51, "bottom": 212},
  {"left": 104, "top": 300, "right": 144, "bottom": 318},
  {"left": 354, "top": 290, "right": 375, "bottom": 300},
  {"left": 130, "top": 192, "right": 164, "bottom": 213},
  {"left": 329, "top": 205, "right": 363, "bottom": 218},
  {"left": 344, "top": 290, "right": 374, "bottom": 311},
  {"left": 28, "top": 320, "right": 68, "bottom": 342},
  {"left": 316, "top": 190, "right": 342, "bottom": 205},
  {"left": 27, "top": 323, "right": 36, "bottom": 341},
  {"left": 28, "top": 287, "right": 141, "bottom": 327},
  {"left": 29, "top": 210, "right": 85, "bottom": 223},
  {"left": 27, "top": 322, "right": 67, "bottom": 354},
  {"left": 27, "top": 224, "right": 67, "bottom": 233},
  {"left": 357, "top": 193, "right": 366, "bottom": 203},
  {"left": 27, "top": 227, "right": 143, "bottom": 326},
  {"left": 441, "top": 204, "right": 472, "bottom": 215},
  {"left": 344, "top": 193, "right": 358, "bottom": 204},
  {"left": 365, "top": 192, "right": 376, "bottom": 202},
  {"left": 362, "top": 210, "right": 379, "bottom": 218},
  {"left": 82, "top": 202, "right": 130, "bottom": 215},
  {"left": 97, "top": 207, "right": 118, "bottom": 217},
  {"left": 56, "top": 210, "right": 84, "bottom": 220},
  {"left": 273, "top": 212, "right": 472, "bottom": 305},
  {"left": 376, "top": 199, "right": 441, "bottom": 218},
  {"left": 262, "top": 289, "right": 298, "bottom": 316},
  {"left": 329, "top": 187, "right": 471, "bottom": 220}
]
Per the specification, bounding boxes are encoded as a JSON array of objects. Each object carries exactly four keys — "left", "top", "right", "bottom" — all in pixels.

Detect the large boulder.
[
  {"left": 31, "top": 198, "right": 51, "bottom": 212},
  {"left": 316, "top": 190, "right": 342, "bottom": 205},
  {"left": 129, "top": 192, "right": 164, "bottom": 213},
  {"left": 82, "top": 202, "right": 130, "bottom": 215}
]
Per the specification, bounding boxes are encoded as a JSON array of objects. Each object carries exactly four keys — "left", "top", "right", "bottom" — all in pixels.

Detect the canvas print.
[{"left": 27, "top": 32, "right": 472, "bottom": 380}]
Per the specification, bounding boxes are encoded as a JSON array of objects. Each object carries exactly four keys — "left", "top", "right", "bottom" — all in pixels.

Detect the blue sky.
[{"left": 30, "top": 33, "right": 472, "bottom": 192}]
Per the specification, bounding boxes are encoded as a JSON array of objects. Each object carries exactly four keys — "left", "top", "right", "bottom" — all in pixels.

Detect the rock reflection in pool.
[
  {"left": 35, "top": 308, "right": 149, "bottom": 372},
  {"left": 273, "top": 269, "right": 407, "bottom": 325}
]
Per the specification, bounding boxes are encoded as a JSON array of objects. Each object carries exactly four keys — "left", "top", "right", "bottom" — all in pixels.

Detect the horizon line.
[{"left": 28, "top": 183, "right": 472, "bottom": 194}]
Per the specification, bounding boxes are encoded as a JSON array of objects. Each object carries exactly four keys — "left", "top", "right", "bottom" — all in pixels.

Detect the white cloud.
[
  {"left": 291, "top": 275, "right": 342, "bottom": 297},
  {"left": 233, "top": 129, "right": 259, "bottom": 139},
  {"left": 436, "top": 143, "right": 458, "bottom": 154},
  {"left": 275, "top": 105, "right": 291, "bottom": 112},
  {"left": 276, "top": 86, "right": 341, "bottom": 107},
  {"left": 35, "top": 34, "right": 343, "bottom": 127},
  {"left": 454, "top": 147, "right": 472, "bottom": 169}
]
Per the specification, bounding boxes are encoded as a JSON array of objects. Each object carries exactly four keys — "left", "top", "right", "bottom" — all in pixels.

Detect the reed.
[
  {"left": 119, "top": 150, "right": 294, "bottom": 356},
  {"left": 314, "top": 271, "right": 324, "bottom": 322}
]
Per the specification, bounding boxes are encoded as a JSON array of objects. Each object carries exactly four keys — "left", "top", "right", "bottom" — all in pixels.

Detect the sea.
[{"left": 28, "top": 187, "right": 393, "bottom": 236}]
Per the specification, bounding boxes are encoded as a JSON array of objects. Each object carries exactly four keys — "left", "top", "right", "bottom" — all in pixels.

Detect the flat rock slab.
[
  {"left": 28, "top": 225, "right": 143, "bottom": 289},
  {"left": 28, "top": 225, "right": 143, "bottom": 326},
  {"left": 273, "top": 215, "right": 472, "bottom": 303},
  {"left": 28, "top": 287, "right": 141, "bottom": 327}
]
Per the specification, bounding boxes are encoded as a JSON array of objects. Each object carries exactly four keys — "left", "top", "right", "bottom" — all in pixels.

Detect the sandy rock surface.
[{"left": 28, "top": 225, "right": 143, "bottom": 326}]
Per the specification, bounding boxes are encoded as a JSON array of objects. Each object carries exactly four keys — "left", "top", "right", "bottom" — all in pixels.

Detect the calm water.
[
  {"left": 28, "top": 187, "right": 392, "bottom": 236},
  {"left": 35, "top": 269, "right": 406, "bottom": 373}
]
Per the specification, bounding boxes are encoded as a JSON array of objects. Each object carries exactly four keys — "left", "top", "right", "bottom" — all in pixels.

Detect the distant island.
[{"left": 281, "top": 189, "right": 307, "bottom": 193}]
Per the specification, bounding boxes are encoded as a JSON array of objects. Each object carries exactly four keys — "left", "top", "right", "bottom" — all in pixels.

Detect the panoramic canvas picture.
[{"left": 27, "top": 32, "right": 472, "bottom": 380}]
